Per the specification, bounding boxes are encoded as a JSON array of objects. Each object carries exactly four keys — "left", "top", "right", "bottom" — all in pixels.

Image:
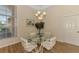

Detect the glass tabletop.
[{"left": 23, "top": 32, "right": 53, "bottom": 44}]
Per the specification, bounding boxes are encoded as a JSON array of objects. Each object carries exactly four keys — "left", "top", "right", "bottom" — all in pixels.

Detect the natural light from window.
[{"left": 0, "top": 5, "right": 16, "bottom": 39}]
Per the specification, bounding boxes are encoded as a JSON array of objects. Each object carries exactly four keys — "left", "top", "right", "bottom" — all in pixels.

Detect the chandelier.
[{"left": 35, "top": 10, "right": 46, "bottom": 20}]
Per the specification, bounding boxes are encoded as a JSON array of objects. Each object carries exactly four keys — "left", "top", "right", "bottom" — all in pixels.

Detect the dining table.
[{"left": 21, "top": 32, "right": 56, "bottom": 53}]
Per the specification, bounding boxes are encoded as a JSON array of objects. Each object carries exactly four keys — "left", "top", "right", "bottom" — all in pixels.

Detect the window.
[{"left": 0, "top": 5, "right": 16, "bottom": 39}]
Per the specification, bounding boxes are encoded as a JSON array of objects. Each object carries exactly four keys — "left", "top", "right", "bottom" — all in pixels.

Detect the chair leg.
[{"left": 39, "top": 45, "right": 43, "bottom": 53}]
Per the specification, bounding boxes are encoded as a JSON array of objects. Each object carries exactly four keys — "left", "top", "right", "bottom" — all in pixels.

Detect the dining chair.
[
  {"left": 41, "top": 37, "right": 56, "bottom": 50},
  {"left": 20, "top": 37, "right": 37, "bottom": 52}
]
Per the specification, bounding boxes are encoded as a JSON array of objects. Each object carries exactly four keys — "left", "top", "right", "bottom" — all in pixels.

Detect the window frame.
[{"left": 0, "top": 5, "right": 17, "bottom": 39}]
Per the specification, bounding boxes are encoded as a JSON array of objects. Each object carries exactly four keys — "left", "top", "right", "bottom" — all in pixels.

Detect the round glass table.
[{"left": 21, "top": 32, "right": 56, "bottom": 53}]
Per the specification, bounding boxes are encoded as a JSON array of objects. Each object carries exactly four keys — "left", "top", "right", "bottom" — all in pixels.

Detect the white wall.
[
  {"left": 1, "top": 5, "right": 79, "bottom": 48},
  {"left": 0, "top": 5, "right": 35, "bottom": 48},
  {"left": 46, "top": 6, "right": 79, "bottom": 46},
  {"left": 16, "top": 5, "right": 36, "bottom": 37},
  {"left": 8, "top": 5, "right": 79, "bottom": 46}
]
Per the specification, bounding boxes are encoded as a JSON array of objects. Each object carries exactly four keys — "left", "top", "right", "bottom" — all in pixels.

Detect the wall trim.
[
  {"left": 0, "top": 37, "right": 20, "bottom": 48},
  {"left": 57, "top": 40, "right": 79, "bottom": 46}
]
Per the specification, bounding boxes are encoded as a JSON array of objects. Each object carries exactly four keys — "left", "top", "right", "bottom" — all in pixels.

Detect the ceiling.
[{"left": 29, "top": 5, "right": 51, "bottom": 10}]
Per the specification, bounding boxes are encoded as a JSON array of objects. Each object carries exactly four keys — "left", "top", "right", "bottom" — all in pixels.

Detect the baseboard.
[
  {"left": 0, "top": 37, "right": 21, "bottom": 48},
  {"left": 57, "top": 40, "right": 79, "bottom": 47}
]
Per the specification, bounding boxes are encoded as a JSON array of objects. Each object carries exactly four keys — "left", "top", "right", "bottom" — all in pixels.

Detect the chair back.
[
  {"left": 41, "top": 37, "right": 56, "bottom": 50},
  {"left": 20, "top": 37, "right": 37, "bottom": 52}
]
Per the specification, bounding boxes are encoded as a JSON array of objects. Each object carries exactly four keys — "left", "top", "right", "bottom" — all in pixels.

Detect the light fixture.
[
  {"left": 35, "top": 10, "right": 46, "bottom": 20},
  {"left": 38, "top": 16, "right": 43, "bottom": 20},
  {"left": 37, "top": 10, "right": 41, "bottom": 14},
  {"left": 35, "top": 13, "right": 38, "bottom": 17},
  {"left": 43, "top": 11, "right": 46, "bottom": 15}
]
